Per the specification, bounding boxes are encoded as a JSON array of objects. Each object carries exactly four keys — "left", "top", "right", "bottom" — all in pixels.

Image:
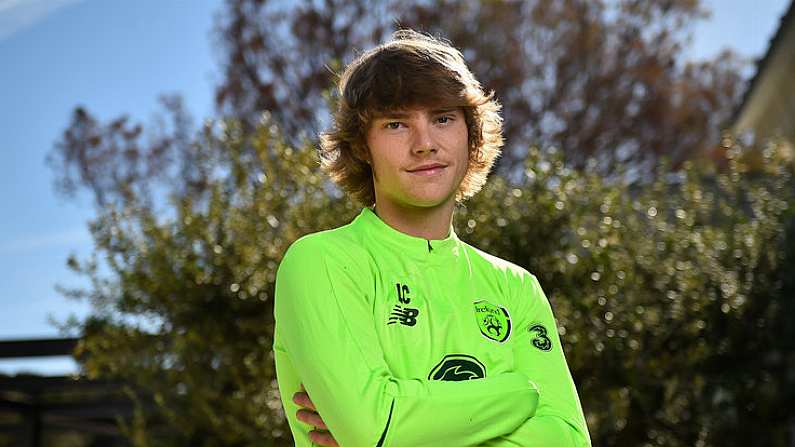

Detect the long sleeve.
[
  {"left": 478, "top": 274, "right": 591, "bottom": 447},
  {"left": 273, "top": 236, "right": 539, "bottom": 447}
]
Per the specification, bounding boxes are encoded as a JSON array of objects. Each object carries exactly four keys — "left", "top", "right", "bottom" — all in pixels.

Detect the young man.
[{"left": 273, "top": 30, "right": 590, "bottom": 446}]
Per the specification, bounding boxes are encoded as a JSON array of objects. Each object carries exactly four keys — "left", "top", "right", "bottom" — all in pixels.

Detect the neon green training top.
[{"left": 273, "top": 206, "right": 590, "bottom": 446}]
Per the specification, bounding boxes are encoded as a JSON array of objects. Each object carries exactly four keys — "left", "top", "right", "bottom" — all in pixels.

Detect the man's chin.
[{"left": 402, "top": 195, "right": 456, "bottom": 210}]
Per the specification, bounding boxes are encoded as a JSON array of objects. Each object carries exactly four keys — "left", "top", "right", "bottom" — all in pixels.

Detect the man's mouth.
[{"left": 407, "top": 163, "right": 447, "bottom": 174}]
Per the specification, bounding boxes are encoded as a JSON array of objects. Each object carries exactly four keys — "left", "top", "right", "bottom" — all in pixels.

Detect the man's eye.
[
  {"left": 385, "top": 122, "right": 403, "bottom": 130},
  {"left": 437, "top": 115, "right": 453, "bottom": 124}
]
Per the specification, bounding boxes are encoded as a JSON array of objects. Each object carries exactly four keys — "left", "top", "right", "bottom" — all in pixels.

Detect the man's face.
[{"left": 365, "top": 106, "right": 469, "bottom": 212}]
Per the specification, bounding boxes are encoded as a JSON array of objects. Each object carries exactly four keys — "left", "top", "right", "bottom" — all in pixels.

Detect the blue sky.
[
  {"left": 0, "top": 0, "right": 791, "bottom": 374},
  {"left": 0, "top": 0, "right": 223, "bottom": 373}
]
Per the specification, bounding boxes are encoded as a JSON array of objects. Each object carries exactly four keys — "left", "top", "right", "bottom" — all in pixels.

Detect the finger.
[
  {"left": 292, "top": 391, "right": 317, "bottom": 411},
  {"left": 308, "top": 430, "right": 339, "bottom": 447},
  {"left": 296, "top": 409, "right": 328, "bottom": 429}
]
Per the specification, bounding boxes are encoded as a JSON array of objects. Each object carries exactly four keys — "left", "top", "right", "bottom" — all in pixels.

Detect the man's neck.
[{"left": 372, "top": 199, "right": 455, "bottom": 240}]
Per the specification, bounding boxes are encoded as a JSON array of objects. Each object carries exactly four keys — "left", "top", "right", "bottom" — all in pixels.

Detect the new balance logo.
[{"left": 388, "top": 305, "right": 419, "bottom": 326}]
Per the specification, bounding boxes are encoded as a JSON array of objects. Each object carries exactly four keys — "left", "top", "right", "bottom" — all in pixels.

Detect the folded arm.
[
  {"left": 274, "top": 237, "right": 539, "bottom": 447},
  {"left": 478, "top": 273, "right": 591, "bottom": 447}
]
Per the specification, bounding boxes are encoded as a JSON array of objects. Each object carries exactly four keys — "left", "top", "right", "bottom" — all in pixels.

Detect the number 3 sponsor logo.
[{"left": 528, "top": 323, "right": 552, "bottom": 351}]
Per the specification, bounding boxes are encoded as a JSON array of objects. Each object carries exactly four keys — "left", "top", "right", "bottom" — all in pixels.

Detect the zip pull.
[{"left": 427, "top": 240, "right": 433, "bottom": 253}]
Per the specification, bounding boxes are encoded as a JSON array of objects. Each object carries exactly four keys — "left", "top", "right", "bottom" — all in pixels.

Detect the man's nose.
[{"left": 412, "top": 121, "right": 437, "bottom": 154}]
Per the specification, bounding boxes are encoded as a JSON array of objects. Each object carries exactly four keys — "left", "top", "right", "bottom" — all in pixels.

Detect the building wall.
[{"left": 734, "top": 3, "right": 795, "bottom": 153}]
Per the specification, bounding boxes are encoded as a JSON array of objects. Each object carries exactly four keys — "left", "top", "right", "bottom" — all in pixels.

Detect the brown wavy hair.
[{"left": 319, "top": 29, "right": 503, "bottom": 206}]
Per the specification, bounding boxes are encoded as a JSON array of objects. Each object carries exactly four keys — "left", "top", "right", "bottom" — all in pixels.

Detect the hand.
[{"left": 293, "top": 383, "right": 339, "bottom": 447}]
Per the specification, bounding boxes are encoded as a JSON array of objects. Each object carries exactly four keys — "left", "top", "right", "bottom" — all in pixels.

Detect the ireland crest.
[{"left": 473, "top": 299, "right": 512, "bottom": 343}]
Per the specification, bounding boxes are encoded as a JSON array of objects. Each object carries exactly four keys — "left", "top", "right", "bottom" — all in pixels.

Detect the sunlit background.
[{"left": 1, "top": 0, "right": 794, "bottom": 445}]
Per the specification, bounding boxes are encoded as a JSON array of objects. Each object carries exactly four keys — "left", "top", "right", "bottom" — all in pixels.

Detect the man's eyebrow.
[
  {"left": 372, "top": 111, "right": 411, "bottom": 119},
  {"left": 372, "top": 108, "right": 460, "bottom": 119},
  {"left": 430, "top": 107, "right": 460, "bottom": 115}
]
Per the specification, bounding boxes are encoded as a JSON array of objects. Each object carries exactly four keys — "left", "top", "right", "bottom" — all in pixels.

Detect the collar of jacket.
[{"left": 355, "top": 206, "right": 462, "bottom": 265}]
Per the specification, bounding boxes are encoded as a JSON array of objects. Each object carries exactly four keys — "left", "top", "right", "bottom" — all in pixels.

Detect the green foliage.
[
  {"left": 63, "top": 117, "right": 795, "bottom": 445},
  {"left": 63, "top": 117, "right": 356, "bottom": 446},
  {"left": 460, "top": 141, "right": 795, "bottom": 445}
]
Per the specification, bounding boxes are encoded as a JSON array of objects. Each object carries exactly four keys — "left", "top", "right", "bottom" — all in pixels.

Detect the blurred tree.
[
  {"left": 48, "top": 0, "right": 747, "bottom": 210},
  {"left": 57, "top": 112, "right": 358, "bottom": 445},
  {"left": 52, "top": 105, "right": 795, "bottom": 445},
  {"left": 46, "top": 95, "right": 203, "bottom": 211},
  {"left": 216, "top": 0, "right": 746, "bottom": 174},
  {"left": 459, "top": 142, "right": 795, "bottom": 445}
]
